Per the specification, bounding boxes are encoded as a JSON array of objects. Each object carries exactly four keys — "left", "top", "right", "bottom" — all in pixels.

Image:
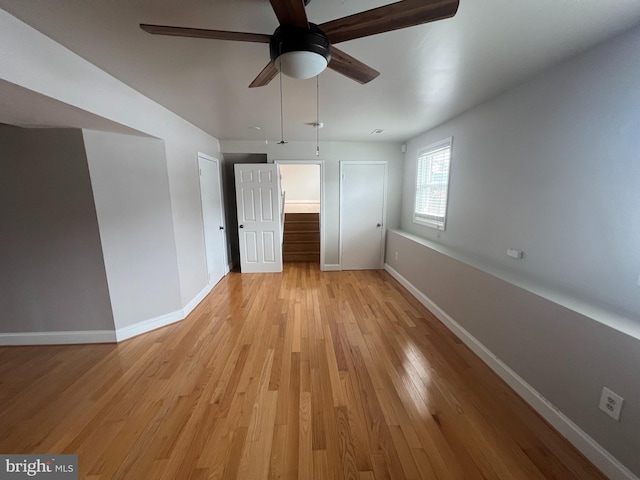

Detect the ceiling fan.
[{"left": 140, "top": 0, "right": 459, "bottom": 88}]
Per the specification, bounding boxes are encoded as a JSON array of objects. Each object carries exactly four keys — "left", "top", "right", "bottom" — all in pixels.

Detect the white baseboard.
[
  {"left": 183, "top": 282, "right": 215, "bottom": 318},
  {"left": 0, "top": 330, "right": 117, "bottom": 346},
  {"left": 1, "top": 280, "right": 220, "bottom": 347},
  {"left": 384, "top": 263, "right": 638, "bottom": 480},
  {"left": 115, "top": 309, "right": 183, "bottom": 342},
  {"left": 322, "top": 264, "right": 342, "bottom": 272},
  {"left": 117, "top": 281, "right": 217, "bottom": 342}
]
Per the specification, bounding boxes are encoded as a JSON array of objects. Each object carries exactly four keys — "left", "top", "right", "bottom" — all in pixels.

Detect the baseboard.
[
  {"left": 384, "top": 263, "right": 638, "bottom": 480},
  {"left": 117, "top": 281, "right": 217, "bottom": 342},
  {"left": 322, "top": 264, "right": 342, "bottom": 271},
  {"left": 115, "top": 309, "right": 183, "bottom": 342},
  {"left": 0, "top": 330, "right": 117, "bottom": 346},
  {"left": 1, "top": 281, "right": 219, "bottom": 346},
  {"left": 183, "top": 282, "right": 215, "bottom": 318}
]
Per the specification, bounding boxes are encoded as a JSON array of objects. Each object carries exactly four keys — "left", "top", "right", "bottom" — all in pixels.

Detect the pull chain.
[
  {"left": 278, "top": 57, "right": 287, "bottom": 145},
  {"left": 316, "top": 74, "right": 320, "bottom": 156}
]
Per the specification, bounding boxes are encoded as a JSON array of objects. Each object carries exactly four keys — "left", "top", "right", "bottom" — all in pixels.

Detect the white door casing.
[
  {"left": 235, "top": 163, "right": 283, "bottom": 273},
  {"left": 198, "top": 153, "right": 227, "bottom": 286},
  {"left": 340, "top": 161, "right": 387, "bottom": 270}
]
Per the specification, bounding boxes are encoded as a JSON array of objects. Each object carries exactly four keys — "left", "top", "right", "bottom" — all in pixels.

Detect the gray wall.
[
  {"left": 83, "top": 130, "right": 182, "bottom": 330},
  {"left": 386, "top": 230, "right": 640, "bottom": 477},
  {"left": 1, "top": 11, "right": 223, "bottom": 309},
  {"left": 401, "top": 26, "right": 640, "bottom": 318},
  {"left": 394, "top": 25, "right": 640, "bottom": 477},
  {"left": 221, "top": 140, "right": 404, "bottom": 267},
  {"left": 0, "top": 125, "right": 114, "bottom": 332}
]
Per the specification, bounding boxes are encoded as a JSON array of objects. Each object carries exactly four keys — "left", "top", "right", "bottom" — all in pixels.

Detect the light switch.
[{"left": 507, "top": 249, "right": 523, "bottom": 259}]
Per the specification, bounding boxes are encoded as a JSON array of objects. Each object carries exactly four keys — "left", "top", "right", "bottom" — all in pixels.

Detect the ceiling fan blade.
[
  {"left": 328, "top": 48, "right": 380, "bottom": 84},
  {"left": 140, "top": 24, "right": 271, "bottom": 43},
  {"left": 319, "top": 0, "right": 459, "bottom": 44},
  {"left": 249, "top": 62, "right": 279, "bottom": 88},
  {"left": 269, "top": 0, "right": 309, "bottom": 28}
]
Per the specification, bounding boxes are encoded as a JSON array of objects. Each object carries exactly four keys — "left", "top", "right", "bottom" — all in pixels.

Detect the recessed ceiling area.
[{"left": 1, "top": 0, "right": 640, "bottom": 142}]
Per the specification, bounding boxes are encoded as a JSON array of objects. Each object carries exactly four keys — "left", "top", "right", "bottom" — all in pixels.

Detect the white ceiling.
[{"left": 1, "top": 0, "right": 640, "bottom": 142}]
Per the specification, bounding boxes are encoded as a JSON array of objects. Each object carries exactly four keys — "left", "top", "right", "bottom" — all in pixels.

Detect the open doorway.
[{"left": 277, "top": 162, "right": 323, "bottom": 265}]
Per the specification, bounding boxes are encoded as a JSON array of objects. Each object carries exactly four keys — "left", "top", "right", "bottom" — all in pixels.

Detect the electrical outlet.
[
  {"left": 599, "top": 387, "right": 624, "bottom": 421},
  {"left": 394, "top": 251, "right": 399, "bottom": 261}
]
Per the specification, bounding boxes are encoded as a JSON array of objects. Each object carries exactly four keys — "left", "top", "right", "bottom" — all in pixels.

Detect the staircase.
[{"left": 283, "top": 213, "right": 320, "bottom": 263}]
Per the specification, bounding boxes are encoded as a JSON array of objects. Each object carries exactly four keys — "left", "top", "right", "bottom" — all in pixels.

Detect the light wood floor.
[{"left": 0, "top": 263, "right": 605, "bottom": 479}]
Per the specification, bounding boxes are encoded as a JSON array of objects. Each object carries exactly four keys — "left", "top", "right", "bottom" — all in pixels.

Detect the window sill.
[{"left": 413, "top": 216, "right": 445, "bottom": 230}]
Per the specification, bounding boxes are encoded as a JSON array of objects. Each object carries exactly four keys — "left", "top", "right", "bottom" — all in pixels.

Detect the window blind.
[{"left": 414, "top": 140, "right": 451, "bottom": 230}]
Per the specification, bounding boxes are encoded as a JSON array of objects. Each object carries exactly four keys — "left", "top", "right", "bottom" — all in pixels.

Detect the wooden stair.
[{"left": 283, "top": 213, "right": 320, "bottom": 262}]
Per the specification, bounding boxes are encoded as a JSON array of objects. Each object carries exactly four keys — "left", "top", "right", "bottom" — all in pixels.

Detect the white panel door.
[
  {"left": 235, "top": 164, "right": 283, "bottom": 273},
  {"left": 198, "top": 154, "right": 227, "bottom": 286},
  {"left": 340, "top": 162, "right": 387, "bottom": 270}
]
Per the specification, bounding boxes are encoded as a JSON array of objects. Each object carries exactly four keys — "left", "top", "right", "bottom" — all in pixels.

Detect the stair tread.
[
  {"left": 284, "top": 252, "right": 320, "bottom": 263},
  {"left": 284, "top": 213, "right": 320, "bottom": 263}
]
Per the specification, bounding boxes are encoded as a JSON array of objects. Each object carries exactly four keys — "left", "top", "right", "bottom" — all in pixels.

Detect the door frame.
[
  {"left": 339, "top": 161, "right": 388, "bottom": 270},
  {"left": 274, "top": 159, "right": 325, "bottom": 269},
  {"left": 197, "top": 152, "right": 229, "bottom": 284}
]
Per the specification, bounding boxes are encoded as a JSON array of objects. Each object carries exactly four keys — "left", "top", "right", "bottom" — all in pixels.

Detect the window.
[{"left": 413, "top": 138, "right": 452, "bottom": 230}]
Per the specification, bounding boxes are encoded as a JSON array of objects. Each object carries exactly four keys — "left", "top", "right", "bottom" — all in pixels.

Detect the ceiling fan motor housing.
[{"left": 270, "top": 23, "right": 331, "bottom": 79}]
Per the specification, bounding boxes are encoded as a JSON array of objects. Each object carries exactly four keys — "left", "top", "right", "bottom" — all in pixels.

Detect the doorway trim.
[
  {"left": 339, "top": 161, "right": 388, "bottom": 270},
  {"left": 274, "top": 160, "right": 325, "bottom": 269}
]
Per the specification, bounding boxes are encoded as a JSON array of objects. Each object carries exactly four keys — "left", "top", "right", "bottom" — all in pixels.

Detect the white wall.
[
  {"left": 0, "top": 126, "right": 115, "bottom": 333},
  {"left": 0, "top": 10, "right": 222, "bottom": 308},
  {"left": 83, "top": 130, "right": 182, "bottom": 330},
  {"left": 280, "top": 164, "right": 320, "bottom": 202},
  {"left": 394, "top": 25, "right": 640, "bottom": 478},
  {"left": 221, "top": 140, "right": 404, "bottom": 268}
]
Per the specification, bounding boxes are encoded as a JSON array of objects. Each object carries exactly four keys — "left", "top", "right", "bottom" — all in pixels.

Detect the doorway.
[{"left": 276, "top": 161, "right": 323, "bottom": 266}]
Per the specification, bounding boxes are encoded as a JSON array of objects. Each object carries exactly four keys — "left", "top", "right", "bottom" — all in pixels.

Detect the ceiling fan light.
[
  {"left": 270, "top": 24, "right": 331, "bottom": 80},
  {"left": 276, "top": 51, "right": 327, "bottom": 79}
]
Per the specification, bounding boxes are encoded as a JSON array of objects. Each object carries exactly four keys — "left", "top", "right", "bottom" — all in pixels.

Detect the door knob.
[
  {"left": 239, "top": 225, "right": 244, "bottom": 229},
  {"left": 219, "top": 226, "right": 224, "bottom": 230},
  {"left": 376, "top": 223, "right": 382, "bottom": 227}
]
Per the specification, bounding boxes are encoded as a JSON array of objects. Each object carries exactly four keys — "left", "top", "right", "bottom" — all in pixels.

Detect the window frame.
[{"left": 412, "top": 137, "right": 453, "bottom": 231}]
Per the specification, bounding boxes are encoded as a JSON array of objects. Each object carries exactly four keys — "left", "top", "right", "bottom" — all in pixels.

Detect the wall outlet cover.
[{"left": 599, "top": 387, "right": 624, "bottom": 421}]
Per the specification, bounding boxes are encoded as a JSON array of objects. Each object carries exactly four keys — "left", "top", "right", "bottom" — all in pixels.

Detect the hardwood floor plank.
[
  {"left": 335, "top": 405, "right": 363, "bottom": 480},
  {"left": 221, "top": 426, "right": 248, "bottom": 480},
  {"left": 299, "top": 391, "right": 313, "bottom": 480},
  {"left": 0, "top": 264, "right": 607, "bottom": 479}
]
